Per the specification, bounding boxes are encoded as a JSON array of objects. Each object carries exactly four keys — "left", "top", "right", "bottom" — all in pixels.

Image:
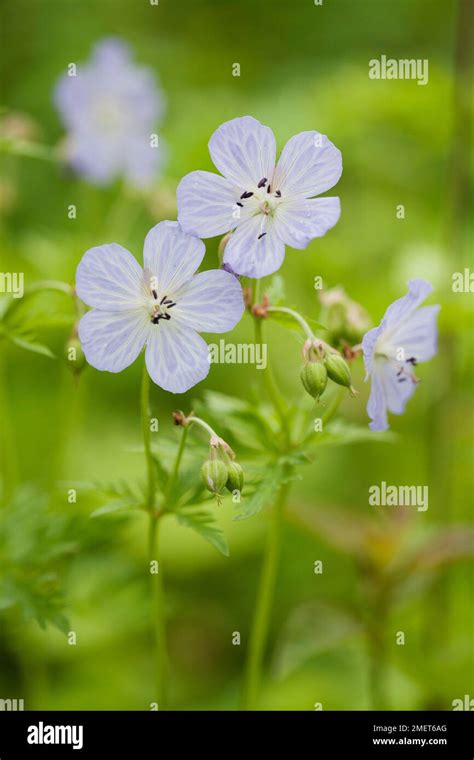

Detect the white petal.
[
  {"left": 145, "top": 320, "right": 210, "bottom": 393},
  {"left": 380, "top": 279, "right": 433, "bottom": 333},
  {"left": 76, "top": 244, "right": 145, "bottom": 311},
  {"left": 208, "top": 116, "right": 276, "bottom": 190},
  {"left": 143, "top": 221, "right": 205, "bottom": 294},
  {"left": 79, "top": 308, "right": 149, "bottom": 372},
  {"left": 273, "top": 131, "right": 342, "bottom": 200},
  {"left": 381, "top": 364, "right": 417, "bottom": 415},
  {"left": 177, "top": 170, "right": 250, "bottom": 238},
  {"left": 275, "top": 197, "right": 341, "bottom": 249},
  {"left": 389, "top": 305, "right": 440, "bottom": 363},
  {"left": 223, "top": 215, "right": 285, "bottom": 279},
  {"left": 173, "top": 270, "right": 244, "bottom": 333},
  {"left": 362, "top": 325, "right": 382, "bottom": 375},
  {"left": 367, "top": 368, "right": 389, "bottom": 432}
]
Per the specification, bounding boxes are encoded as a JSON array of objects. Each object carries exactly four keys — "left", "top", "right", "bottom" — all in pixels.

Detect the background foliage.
[{"left": 0, "top": 0, "right": 472, "bottom": 709}]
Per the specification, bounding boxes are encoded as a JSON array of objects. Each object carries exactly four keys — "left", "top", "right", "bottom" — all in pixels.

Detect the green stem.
[
  {"left": 186, "top": 415, "right": 218, "bottom": 439},
  {"left": 164, "top": 426, "right": 188, "bottom": 505},
  {"left": 241, "top": 472, "right": 292, "bottom": 709},
  {"left": 141, "top": 366, "right": 156, "bottom": 510},
  {"left": 266, "top": 306, "right": 315, "bottom": 340},
  {"left": 141, "top": 365, "right": 167, "bottom": 707},
  {"left": 148, "top": 513, "right": 167, "bottom": 709},
  {"left": 254, "top": 317, "right": 289, "bottom": 437}
]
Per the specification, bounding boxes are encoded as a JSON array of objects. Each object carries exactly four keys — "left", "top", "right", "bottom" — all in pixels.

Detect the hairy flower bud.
[
  {"left": 226, "top": 461, "right": 244, "bottom": 493},
  {"left": 324, "top": 353, "right": 356, "bottom": 394},
  {"left": 300, "top": 361, "right": 328, "bottom": 401},
  {"left": 201, "top": 459, "right": 228, "bottom": 495}
]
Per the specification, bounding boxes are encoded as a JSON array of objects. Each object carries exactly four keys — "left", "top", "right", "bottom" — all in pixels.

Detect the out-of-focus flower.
[
  {"left": 319, "top": 286, "right": 372, "bottom": 346},
  {"left": 177, "top": 116, "right": 342, "bottom": 279},
  {"left": 54, "top": 38, "right": 166, "bottom": 187},
  {"left": 362, "top": 279, "right": 439, "bottom": 431},
  {"left": 75, "top": 221, "right": 244, "bottom": 393}
]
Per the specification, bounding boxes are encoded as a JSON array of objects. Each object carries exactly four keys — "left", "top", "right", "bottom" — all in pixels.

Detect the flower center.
[
  {"left": 237, "top": 177, "right": 282, "bottom": 218},
  {"left": 147, "top": 281, "right": 176, "bottom": 325}
]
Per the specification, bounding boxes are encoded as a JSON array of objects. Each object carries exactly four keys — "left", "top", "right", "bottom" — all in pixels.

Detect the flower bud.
[
  {"left": 201, "top": 459, "right": 228, "bottom": 495},
  {"left": 300, "top": 361, "right": 328, "bottom": 401},
  {"left": 324, "top": 353, "right": 356, "bottom": 394},
  {"left": 226, "top": 461, "right": 244, "bottom": 493},
  {"left": 65, "top": 335, "right": 86, "bottom": 375}
]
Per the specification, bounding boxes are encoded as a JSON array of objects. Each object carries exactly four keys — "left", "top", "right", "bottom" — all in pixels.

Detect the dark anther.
[
  {"left": 257, "top": 177, "right": 267, "bottom": 188},
  {"left": 407, "top": 357, "right": 417, "bottom": 366},
  {"left": 257, "top": 232, "right": 267, "bottom": 240},
  {"left": 398, "top": 377, "right": 407, "bottom": 383},
  {"left": 160, "top": 295, "right": 168, "bottom": 305},
  {"left": 152, "top": 289, "right": 158, "bottom": 299},
  {"left": 275, "top": 190, "right": 281, "bottom": 197},
  {"left": 240, "top": 191, "right": 253, "bottom": 199},
  {"left": 397, "top": 367, "right": 403, "bottom": 376},
  {"left": 236, "top": 202, "right": 243, "bottom": 207},
  {"left": 152, "top": 315, "right": 160, "bottom": 324},
  {"left": 267, "top": 184, "right": 271, "bottom": 193},
  {"left": 167, "top": 302, "right": 176, "bottom": 308}
]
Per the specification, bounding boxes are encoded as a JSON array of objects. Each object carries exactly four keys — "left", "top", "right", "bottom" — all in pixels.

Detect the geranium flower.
[
  {"left": 176, "top": 116, "right": 342, "bottom": 279},
  {"left": 54, "top": 38, "right": 165, "bottom": 187},
  {"left": 75, "top": 222, "right": 244, "bottom": 393},
  {"left": 362, "top": 279, "right": 440, "bottom": 431}
]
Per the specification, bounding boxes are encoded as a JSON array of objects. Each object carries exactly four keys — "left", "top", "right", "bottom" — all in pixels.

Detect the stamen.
[
  {"left": 275, "top": 190, "right": 281, "bottom": 197},
  {"left": 167, "top": 302, "right": 176, "bottom": 308},
  {"left": 267, "top": 184, "right": 271, "bottom": 193},
  {"left": 236, "top": 202, "right": 243, "bottom": 207},
  {"left": 240, "top": 191, "right": 253, "bottom": 199},
  {"left": 398, "top": 377, "right": 407, "bottom": 383},
  {"left": 257, "top": 177, "right": 267, "bottom": 188},
  {"left": 160, "top": 295, "right": 168, "bottom": 305},
  {"left": 152, "top": 289, "right": 158, "bottom": 300},
  {"left": 407, "top": 357, "right": 417, "bottom": 366},
  {"left": 257, "top": 232, "right": 267, "bottom": 240}
]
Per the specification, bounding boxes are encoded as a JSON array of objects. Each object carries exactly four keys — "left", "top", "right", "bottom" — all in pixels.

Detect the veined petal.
[
  {"left": 76, "top": 244, "right": 145, "bottom": 311},
  {"left": 275, "top": 197, "right": 341, "bottom": 249},
  {"left": 362, "top": 325, "right": 382, "bottom": 375},
  {"left": 208, "top": 116, "right": 276, "bottom": 190},
  {"left": 380, "top": 279, "right": 434, "bottom": 334},
  {"left": 367, "top": 367, "right": 389, "bottom": 432},
  {"left": 145, "top": 320, "right": 210, "bottom": 393},
  {"left": 173, "top": 269, "right": 244, "bottom": 333},
  {"left": 223, "top": 215, "right": 285, "bottom": 279},
  {"left": 389, "top": 305, "right": 440, "bottom": 363},
  {"left": 143, "top": 221, "right": 205, "bottom": 294},
  {"left": 78, "top": 308, "right": 149, "bottom": 372},
  {"left": 273, "top": 131, "right": 342, "bottom": 200},
  {"left": 177, "top": 170, "right": 250, "bottom": 238}
]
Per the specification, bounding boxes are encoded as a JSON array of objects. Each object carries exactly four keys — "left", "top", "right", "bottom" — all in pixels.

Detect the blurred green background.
[{"left": 0, "top": 0, "right": 473, "bottom": 710}]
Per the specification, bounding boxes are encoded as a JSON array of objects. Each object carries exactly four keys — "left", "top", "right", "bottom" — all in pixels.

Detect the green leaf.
[
  {"left": 234, "top": 463, "right": 286, "bottom": 521},
  {"left": 8, "top": 333, "right": 55, "bottom": 358},
  {"left": 176, "top": 506, "right": 229, "bottom": 556},
  {"left": 311, "top": 419, "right": 396, "bottom": 448}
]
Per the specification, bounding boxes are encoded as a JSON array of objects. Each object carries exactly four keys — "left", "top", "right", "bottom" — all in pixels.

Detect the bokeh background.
[{"left": 0, "top": 0, "right": 473, "bottom": 710}]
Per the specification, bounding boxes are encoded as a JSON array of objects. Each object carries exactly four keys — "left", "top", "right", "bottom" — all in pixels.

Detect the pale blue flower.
[
  {"left": 75, "top": 222, "right": 244, "bottom": 393},
  {"left": 362, "top": 279, "right": 440, "bottom": 431},
  {"left": 177, "top": 116, "right": 342, "bottom": 279},
  {"left": 54, "top": 38, "right": 165, "bottom": 187}
]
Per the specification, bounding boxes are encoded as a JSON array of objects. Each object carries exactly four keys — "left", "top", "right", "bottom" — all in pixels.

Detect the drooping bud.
[
  {"left": 201, "top": 459, "right": 228, "bottom": 495},
  {"left": 300, "top": 361, "right": 328, "bottom": 402},
  {"left": 226, "top": 461, "right": 244, "bottom": 493},
  {"left": 324, "top": 352, "right": 357, "bottom": 395}
]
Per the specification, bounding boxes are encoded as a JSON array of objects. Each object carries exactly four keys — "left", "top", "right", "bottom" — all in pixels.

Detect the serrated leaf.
[
  {"left": 176, "top": 506, "right": 229, "bottom": 556},
  {"left": 234, "top": 463, "right": 286, "bottom": 521}
]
